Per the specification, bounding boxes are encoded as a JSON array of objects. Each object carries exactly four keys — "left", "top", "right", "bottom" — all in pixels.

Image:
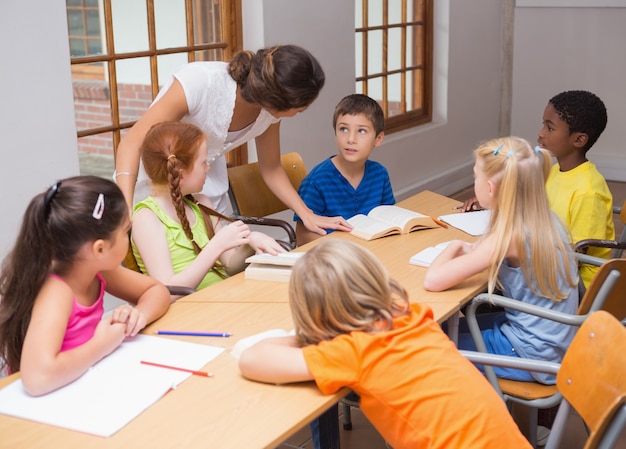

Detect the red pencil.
[{"left": 140, "top": 360, "right": 213, "bottom": 377}]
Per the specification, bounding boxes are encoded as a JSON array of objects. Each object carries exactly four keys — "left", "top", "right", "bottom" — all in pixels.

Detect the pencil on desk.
[
  {"left": 140, "top": 360, "right": 213, "bottom": 377},
  {"left": 430, "top": 217, "right": 448, "bottom": 228},
  {"left": 156, "top": 330, "right": 232, "bottom": 337}
]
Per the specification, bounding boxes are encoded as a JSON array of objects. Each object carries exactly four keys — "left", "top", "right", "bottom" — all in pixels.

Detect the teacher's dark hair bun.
[{"left": 229, "top": 45, "right": 325, "bottom": 111}]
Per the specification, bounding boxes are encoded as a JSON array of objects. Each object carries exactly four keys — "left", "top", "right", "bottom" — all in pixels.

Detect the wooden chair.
[
  {"left": 227, "top": 152, "right": 308, "bottom": 251},
  {"left": 464, "top": 257, "right": 626, "bottom": 447},
  {"left": 575, "top": 199, "right": 626, "bottom": 259},
  {"left": 462, "top": 310, "right": 626, "bottom": 449}
]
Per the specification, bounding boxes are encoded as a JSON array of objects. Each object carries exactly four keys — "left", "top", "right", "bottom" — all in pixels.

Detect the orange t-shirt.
[{"left": 302, "top": 304, "right": 531, "bottom": 449}]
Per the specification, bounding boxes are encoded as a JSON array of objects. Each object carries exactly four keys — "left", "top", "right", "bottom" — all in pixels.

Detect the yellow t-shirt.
[
  {"left": 302, "top": 304, "right": 531, "bottom": 449},
  {"left": 546, "top": 161, "right": 615, "bottom": 287}
]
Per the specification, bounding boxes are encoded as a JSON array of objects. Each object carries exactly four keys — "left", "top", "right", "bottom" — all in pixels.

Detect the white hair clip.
[{"left": 92, "top": 193, "right": 105, "bottom": 220}]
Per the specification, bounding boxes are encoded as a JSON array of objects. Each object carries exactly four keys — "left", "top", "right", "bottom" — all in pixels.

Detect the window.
[
  {"left": 355, "top": 0, "right": 433, "bottom": 134},
  {"left": 66, "top": 0, "right": 104, "bottom": 80},
  {"left": 67, "top": 0, "right": 243, "bottom": 176}
]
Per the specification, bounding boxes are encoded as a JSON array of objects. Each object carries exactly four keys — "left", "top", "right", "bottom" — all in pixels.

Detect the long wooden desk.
[
  {"left": 0, "top": 191, "right": 487, "bottom": 449},
  {"left": 179, "top": 191, "right": 487, "bottom": 306}
]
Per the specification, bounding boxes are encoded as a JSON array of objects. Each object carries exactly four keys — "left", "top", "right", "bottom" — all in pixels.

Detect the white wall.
[
  {"left": 511, "top": 4, "right": 626, "bottom": 182},
  {"left": 0, "top": 2, "right": 79, "bottom": 260}
]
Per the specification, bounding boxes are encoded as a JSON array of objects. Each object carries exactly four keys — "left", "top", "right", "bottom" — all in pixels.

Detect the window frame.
[
  {"left": 356, "top": 0, "right": 433, "bottom": 134},
  {"left": 68, "top": 0, "right": 245, "bottom": 166}
]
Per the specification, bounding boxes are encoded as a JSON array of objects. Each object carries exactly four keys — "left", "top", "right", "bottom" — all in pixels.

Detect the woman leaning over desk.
[{"left": 115, "top": 44, "right": 352, "bottom": 237}]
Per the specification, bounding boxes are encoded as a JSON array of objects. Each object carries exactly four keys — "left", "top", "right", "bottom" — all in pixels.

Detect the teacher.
[{"left": 115, "top": 44, "right": 351, "bottom": 236}]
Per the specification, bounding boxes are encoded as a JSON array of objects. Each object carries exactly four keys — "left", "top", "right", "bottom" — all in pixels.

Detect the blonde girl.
[
  {"left": 0, "top": 176, "right": 170, "bottom": 396},
  {"left": 424, "top": 136, "right": 579, "bottom": 383},
  {"left": 131, "top": 121, "right": 284, "bottom": 294},
  {"left": 239, "top": 239, "right": 531, "bottom": 449}
]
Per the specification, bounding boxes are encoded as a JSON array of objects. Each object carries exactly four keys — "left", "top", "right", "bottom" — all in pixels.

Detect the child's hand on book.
[{"left": 248, "top": 232, "right": 285, "bottom": 256}]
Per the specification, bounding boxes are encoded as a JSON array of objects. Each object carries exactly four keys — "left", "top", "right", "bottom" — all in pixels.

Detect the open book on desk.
[
  {"left": 437, "top": 209, "right": 491, "bottom": 236},
  {"left": 244, "top": 252, "right": 305, "bottom": 282},
  {"left": 347, "top": 205, "right": 441, "bottom": 241}
]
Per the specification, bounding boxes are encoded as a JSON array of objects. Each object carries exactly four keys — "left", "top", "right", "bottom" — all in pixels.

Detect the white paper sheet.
[
  {"left": 0, "top": 335, "right": 224, "bottom": 437},
  {"left": 438, "top": 210, "right": 491, "bottom": 236}
]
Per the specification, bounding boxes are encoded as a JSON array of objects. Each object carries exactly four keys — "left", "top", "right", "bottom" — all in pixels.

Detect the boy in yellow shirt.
[{"left": 537, "top": 90, "right": 614, "bottom": 288}]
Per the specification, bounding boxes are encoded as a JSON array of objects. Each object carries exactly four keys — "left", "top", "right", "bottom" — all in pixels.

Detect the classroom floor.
[{"left": 275, "top": 181, "right": 626, "bottom": 449}]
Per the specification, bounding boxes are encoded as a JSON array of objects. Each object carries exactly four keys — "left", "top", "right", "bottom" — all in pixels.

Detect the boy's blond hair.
[
  {"left": 289, "top": 240, "right": 409, "bottom": 346},
  {"left": 476, "top": 136, "right": 578, "bottom": 300}
]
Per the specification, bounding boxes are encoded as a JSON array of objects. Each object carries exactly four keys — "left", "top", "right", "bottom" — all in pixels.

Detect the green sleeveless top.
[{"left": 132, "top": 197, "right": 225, "bottom": 290}]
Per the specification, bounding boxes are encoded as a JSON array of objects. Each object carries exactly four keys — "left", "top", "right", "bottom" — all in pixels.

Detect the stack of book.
[{"left": 244, "top": 252, "right": 305, "bottom": 282}]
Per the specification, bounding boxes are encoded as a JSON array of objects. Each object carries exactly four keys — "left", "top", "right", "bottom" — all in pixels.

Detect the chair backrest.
[
  {"left": 578, "top": 258, "right": 626, "bottom": 321},
  {"left": 227, "top": 152, "right": 307, "bottom": 218},
  {"left": 557, "top": 310, "right": 626, "bottom": 449}
]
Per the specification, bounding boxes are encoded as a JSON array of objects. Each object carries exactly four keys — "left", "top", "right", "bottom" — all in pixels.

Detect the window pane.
[
  {"left": 85, "top": 0, "right": 99, "bottom": 7},
  {"left": 388, "top": 0, "right": 402, "bottom": 23},
  {"left": 406, "top": 24, "right": 415, "bottom": 65},
  {"left": 67, "top": 10, "right": 85, "bottom": 36},
  {"left": 72, "top": 66, "right": 112, "bottom": 133},
  {"left": 193, "top": 0, "right": 222, "bottom": 45},
  {"left": 112, "top": 0, "right": 149, "bottom": 53},
  {"left": 157, "top": 53, "right": 189, "bottom": 86},
  {"left": 87, "top": 39, "right": 102, "bottom": 56},
  {"left": 368, "top": 76, "right": 383, "bottom": 105},
  {"left": 155, "top": 0, "right": 187, "bottom": 48},
  {"left": 367, "top": 29, "right": 383, "bottom": 75},
  {"left": 355, "top": 32, "right": 363, "bottom": 78},
  {"left": 406, "top": 69, "right": 415, "bottom": 111},
  {"left": 67, "top": 0, "right": 82, "bottom": 7},
  {"left": 355, "top": 0, "right": 364, "bottom": 28},
  {"left": 116, "top": 57, "right": 153, "bottom": 125},
  {"left": 69, "top": 39, "right": 85, "bottom": 57},
  {"left": 86, "top": 10, "right": 100, "bottom": 36},
  {"left": 368, "top": 0, "right": 383, "bottom": 27},
  {"left": 388, "top": 27, "right": 402, "bottom": 72},
  {"left": 388, "top": 72, "right": 403, "bottom": 117}
]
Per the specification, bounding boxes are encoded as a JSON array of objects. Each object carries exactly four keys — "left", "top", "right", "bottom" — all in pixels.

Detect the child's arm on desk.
[
  {"left": 239, "top": 336, "right": 314, "bottom": 384},
  {"left": 423, "top": 236, "right": 493, "bottom": 292}
]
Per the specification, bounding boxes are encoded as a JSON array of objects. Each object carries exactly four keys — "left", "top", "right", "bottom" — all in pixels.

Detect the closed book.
[
  {"left": 243, "top": 252, "right": 305, "bottom": 282},
  {"left": 409, "top": 241, "right": 454, "bottom": 267}
]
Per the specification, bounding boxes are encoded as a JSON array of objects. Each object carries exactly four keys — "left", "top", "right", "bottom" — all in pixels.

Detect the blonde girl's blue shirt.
[
  {"left": 498, "top": 222, "right": 579, "bottom": 384},
  {"left": 294, "top": 157, "right": 395, "bottom": 230},
  {"left": 132, "top": 197, "right": 226, "bottom": 290}
]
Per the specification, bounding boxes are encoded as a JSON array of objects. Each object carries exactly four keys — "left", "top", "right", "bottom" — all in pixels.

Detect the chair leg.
[
  {"left": 528, "top": 407, "right": 538, "bottom": 448},
  {"left": 342, "top": 402, "right": 353, "bottom": 431}
]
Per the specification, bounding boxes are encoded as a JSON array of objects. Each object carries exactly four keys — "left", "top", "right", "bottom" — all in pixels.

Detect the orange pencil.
[{"left": 430, "top": 217, "right": 448, "bottom": 229}]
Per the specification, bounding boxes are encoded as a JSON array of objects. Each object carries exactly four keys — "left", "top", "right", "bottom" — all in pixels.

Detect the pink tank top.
[{"left": 49, "top": 273, "right": 106, "bottom": 352}]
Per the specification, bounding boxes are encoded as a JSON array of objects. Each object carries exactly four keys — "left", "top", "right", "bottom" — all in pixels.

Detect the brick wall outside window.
[{"left": 73, "top": 81, "right": 153, "bottom": 156}]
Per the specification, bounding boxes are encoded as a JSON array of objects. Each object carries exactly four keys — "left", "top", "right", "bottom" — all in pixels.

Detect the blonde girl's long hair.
[
  {"left": 141, "top": 121, "right": 231, "bottom": 277},
  {"left": 288, "top": 240, "right": 410, "bottom": 346},
  {"left": 476, "top": 136, "right": 577, "bottom": 300}
]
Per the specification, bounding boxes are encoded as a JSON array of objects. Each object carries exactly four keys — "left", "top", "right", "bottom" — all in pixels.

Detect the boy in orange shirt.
[{"left": 239, "top": 240, "right": 530, "bottom": 449}]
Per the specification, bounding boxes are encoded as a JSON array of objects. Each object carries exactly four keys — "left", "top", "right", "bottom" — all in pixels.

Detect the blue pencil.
[{"left": 156, "top": 330, "right": 232, "bottom": 337}]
